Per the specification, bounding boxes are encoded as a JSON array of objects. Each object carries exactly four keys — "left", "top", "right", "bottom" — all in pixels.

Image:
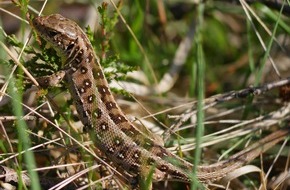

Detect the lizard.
[{"left": 31, "top": 14, "right": 290, "bottom": 188}]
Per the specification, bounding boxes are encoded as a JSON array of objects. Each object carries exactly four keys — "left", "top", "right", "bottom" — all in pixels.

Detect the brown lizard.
[{"left": 31, "top": 14, "right": 290, "bottom": 188}]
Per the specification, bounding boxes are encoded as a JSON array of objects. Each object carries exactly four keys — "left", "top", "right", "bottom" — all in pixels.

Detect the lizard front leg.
[{"left": 36, "top": 70, "right": 66, "bottom": 88}]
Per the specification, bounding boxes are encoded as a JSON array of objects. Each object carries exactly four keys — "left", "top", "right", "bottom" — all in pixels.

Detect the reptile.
[{"left": 31, "top": 14, "right": 290, "bottom": 188}]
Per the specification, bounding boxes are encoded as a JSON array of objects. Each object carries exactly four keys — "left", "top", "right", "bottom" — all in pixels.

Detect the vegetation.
[{"left": 0, "top": 0, "right": 290, "bottom": 189}]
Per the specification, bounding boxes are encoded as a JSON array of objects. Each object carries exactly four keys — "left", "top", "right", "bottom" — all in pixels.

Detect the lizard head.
[{"left": 32, "top": 14, "right": 83, "bottom": 59}]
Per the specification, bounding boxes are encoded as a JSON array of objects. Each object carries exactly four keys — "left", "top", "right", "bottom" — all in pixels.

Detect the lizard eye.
[{"left": 48, "top": 30, "right": 58, "bottom": 37}]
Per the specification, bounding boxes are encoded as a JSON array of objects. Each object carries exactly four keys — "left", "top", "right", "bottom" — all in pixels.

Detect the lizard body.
[{"left": 32, "top": 14, "right": 289, "bottom": 188}]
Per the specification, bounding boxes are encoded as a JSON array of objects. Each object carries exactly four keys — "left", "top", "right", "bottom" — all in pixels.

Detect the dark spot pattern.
[
  {"left": 107, "top": 147, "right": 115, "bottom": 154},
  {"left": 129, "top": 163, "right": 140, "bottom": 173},
  {"left": 93, "top": 69, "right": 104, "bottom": 79},
  {"left": 97, "top": 85, "right": 110, "bottom": 96},
  {"left": 100, "top": 122, "right": 108, "bottom": 131},
  {"left": 156, "top": 147, "right": 169, "bottom": 158},
  {"left": 87, "top": 52, "right": 93, "bottom": 63},
  {"left": 78, "top": 87, "right": 86, "bottom": 94},
  {"left": 94, "top": 108, "right": 102, "bottom": 119},
  {"left": 160, "top": 165, "right": 169, "bottom": 172},
  {"left": 117, "top": 149, "right": 127, "bottom": 159},
  {"left": 172, "top": 170, "right": 186, "bottom": 179},
  {"left": 87, "top": 94, "right": 96, "bottom": 103},
  {"left": 121, "top": 128, "right": 137, "bottom": 139},
  {"left": 133, "top": 151, "right": 140, "bottom": 159},
  {"left": 109, "top": 113, "right": 127, "bottom": 124},
  {"left": 132, "top": 150, "right": 141, "bottom": 163},
  {"left": 83, "top": 79, "right": 92, "bottom": 88},
  {"left": 80, "top": 66, "right": 88, "bottom": 74},
  {"left": 105, "top": 101, "right": 117, "bottom": 110}
]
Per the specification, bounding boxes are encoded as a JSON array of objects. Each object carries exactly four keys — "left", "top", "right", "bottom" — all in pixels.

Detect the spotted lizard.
[{"left": 31, "top": 14, "right": 290, "bottom": 188}]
